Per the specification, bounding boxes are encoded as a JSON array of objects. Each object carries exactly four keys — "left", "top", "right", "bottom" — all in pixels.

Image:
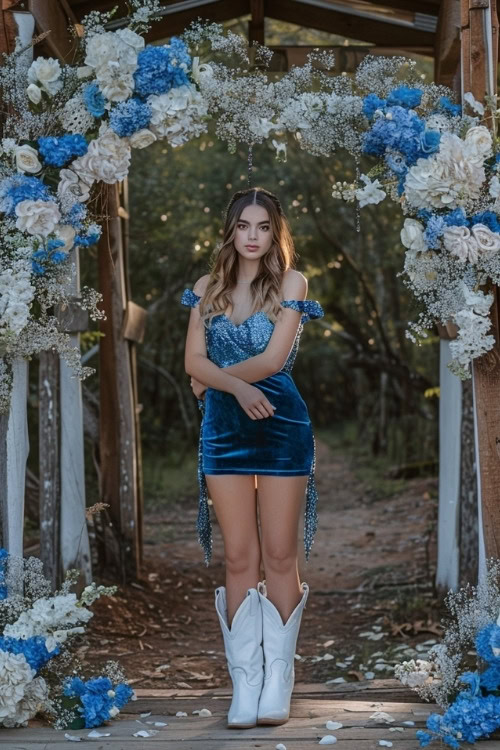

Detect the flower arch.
[{"left": 1, "top": 1, "right": 498, "bottom": 412}]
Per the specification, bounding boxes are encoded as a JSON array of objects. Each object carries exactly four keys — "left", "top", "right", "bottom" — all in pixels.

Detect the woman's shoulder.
[
  {"left": 281, "top": 269, "right": 308, "bottom": 300},
  {"left": 192, "top": 274, "right": 211, "bottom": 297}
]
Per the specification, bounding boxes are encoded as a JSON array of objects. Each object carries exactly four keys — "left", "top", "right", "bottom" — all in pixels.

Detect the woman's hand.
[
  {"left": 232, "top": 381, "right": 276, "bottom": 420},
  {"left": 190, "top": 376, "right": 207, "bottom": 400}
]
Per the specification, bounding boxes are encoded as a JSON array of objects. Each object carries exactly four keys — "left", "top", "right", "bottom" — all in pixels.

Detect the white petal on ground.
[
  {"left": 176, "top": 711, "right": 188, "bottom": 717},
  {"left": 88, "top": 729, "right": 111, "bottom": 737},
  {"left": 322, "top": 653, "right": 334, "bottom": 661},
  {"left": 140, "top": 712, "right": 152, "bottom": 717},
  {"left": 389, "top": 727, "right": 405, "bottom": 732},
  {"left": 402, "top": 720, "right": 415, "bottom": 726},
  {"left": 198, "top": 708, "right": 212, "bottom": 717},
  {"left": 369, "top": 711, "right": 395, "bottom": 723},
  {"left": 64, "top": 735, "right": 82, "bottom": 742},
  {"left": 323, "top": 639, "right": 334, "bottom": 648},
  {"left": 325, "top": 677, "right": 346, "bottom": 684},
  {"left": 133, "top": 729, "right": 159, "bottom": 738},
  {"left": 379, "top": 741, "right": 393, "bottom": 747},
  {"left": 364, "top": 671, "right": 375, "bottom": 679},
  {"left": 326, "top": 721, "right": 343, "bottom": 730},
  {"left": 319, "top": 735, "right": 337, "bottom": 744},
  {"left": 276, "top": 744, "right": 287, "bottom": 750}
]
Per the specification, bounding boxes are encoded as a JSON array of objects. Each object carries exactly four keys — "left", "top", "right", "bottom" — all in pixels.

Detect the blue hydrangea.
[
  {"left": 37, "top": 135, "right": 88, "bottom": 168},
  {"left": 443, "top": 208, "right": 468, "bottom": 227},
  {"left": 387, "top": 85, "right": 422, "bottom": 109},
  {"left": 438, "top": 96, "right": 462, "bottom": 117},
  {"left": 31, "top": 240, "right": 68, "bottom": 274},
  {"left": 133, "top": 39, "right": 190, "bottom": 97},
  {"left": 385, "top": 152, "right": 407, "bottom": 176},
  {"left": 470, "top": 211, "right": 500, "bottom": 234},
  {"left": 362, "top": 93, "right": 386, "bottom": 121},
  {"left": 83, "top": 83, "right": 106, "bottom": 117},
  {"left": 74, "top": 225, "right": 101, "bottom": 247},
  {"left": 476, "top": 622, "right": 500, "bottom": 663},
  {"left": 0, "top": 175, "right": 52, "bottom": 215},
  {"left": 109, "top": 98, "right": 152, "bottom": 137},
  {"left": 480, "top": 665, "right": 500, "bottom": 691},
  {"left": 64, "top": 676, "right": 134, "bottom": 728},
  {"left": 424, "top": 215, "right": 446, "bottom": 249},
  {"left": 65, "top": 202, "right": 87, "bottom": 230},
  {"left": 362, "top": 105, "right": 426, "bottom": 165},
  {"left": 419, "top": 129, "right": 441, "bottom": 157},
  {"left": 417, "top": 208, "right": 432, "bottom": 222},
  {"left": 418, "top": 692, "right": 500, "bottom": 747},
  {"left": 0, "top": 636, "right": 59, "bottom": 672}
]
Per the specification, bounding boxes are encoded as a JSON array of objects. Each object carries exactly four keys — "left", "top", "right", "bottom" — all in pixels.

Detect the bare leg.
[
  {"left": 257, "top": 475, "right": 309, "bottom": 623},
  {"left": 205, "top": 474, "right": 261, "bottom": 626}
]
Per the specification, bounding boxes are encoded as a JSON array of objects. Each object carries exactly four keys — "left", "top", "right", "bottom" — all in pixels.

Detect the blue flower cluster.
[
  {"left": 83, "top": 83, "right": 106, "bottom": 118},
  {"left": 32, "top": 239, "right": 68, "bottom": 275},
  {"left": 416, "top": 621, "right": 500, "bottom": 747},
  {"left": 362, "top": 86, "right": 423, "bottom": 121},
  {"left": 0, "top": 175, "right": 52, "bottom": 215},
  {"left": 133, "top": 37, "right": 190, "bottom": 97},
  {"left": 363, "top": 105, "right": 440, "bottom": 167},
  {"left": 65, "top": 202, "right": 87, "bottom": 230},
  {"left": 74, "top": 226, "right": 101, "bottom": 248},
  {"left": 37, "top": 135, "right": 88, "bottom": 168},
  {"left": 64, "top": 676, "right": 134, "bottom": 728},
  {"left": 109, "top": 98, "right": 152, "bottom": 137},
  {"left": 0, "top": 547, "right": 8, "bottom": 600},
  {"left": 438, "top": 96, "right": 462, "bottom": 118},
  {"left": 0, "top": 635, "right": 59, "bottom": 672}
]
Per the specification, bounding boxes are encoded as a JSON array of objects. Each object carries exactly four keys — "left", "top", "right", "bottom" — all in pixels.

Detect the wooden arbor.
[{"left": 1, "top": 0, "right": 499, "bottom": 586}]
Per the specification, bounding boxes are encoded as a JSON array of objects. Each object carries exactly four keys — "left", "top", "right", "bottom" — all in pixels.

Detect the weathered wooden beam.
[
  {"left": 462, "top": 0, "right": 500, "bottom": 565},
  {"left": 249, "top": 0, "right": 264, "bottom": 45},
  {"left": 266, "top": 0, "right": 435, "bottom": 47},
  {"left": 98, "top": 183, "right": 141, "bottom": 581},
  {"left": 28, "top": 0, "right": 79, "bottom": 61},
  {"left": 38, "top": 350, "right": 60, "bottom": 589},
  {"left": 369, "top": 0, "right": 440, "bottom": 14},
  {"left": 434, "top": 0, "right": 461, "bottom": 89}
]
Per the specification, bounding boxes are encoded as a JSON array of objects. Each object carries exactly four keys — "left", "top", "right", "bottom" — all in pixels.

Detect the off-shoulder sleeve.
[
  {"left": 281, "top": 299, "right": 324, "bottom": 324},
  {"left": 181, "top": 288, "right": 201, "bottom": 308}
]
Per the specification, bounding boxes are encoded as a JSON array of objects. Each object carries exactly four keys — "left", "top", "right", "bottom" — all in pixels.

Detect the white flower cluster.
[
  {"left": 78, "top": 29, "right": 144, "bottom": 102},
  {"left": 0, "top": 259, "right": 35, "bottom": 338},
  {"left": 393, "top": 658, "right": 438, "bottom": 690},
  {"left": 148, "top": 84, "right": 208, "bottom": 147},
  {"left": 0, "top": 650, "right": 49, "bottom": 728},
  {"left": 72, "top": 123, "right": 131, "bottom": 185}
]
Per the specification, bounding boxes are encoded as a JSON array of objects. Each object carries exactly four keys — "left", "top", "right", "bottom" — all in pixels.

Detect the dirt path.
[{"left": 83, "top": 439, "right": 443, "bottom": 691}]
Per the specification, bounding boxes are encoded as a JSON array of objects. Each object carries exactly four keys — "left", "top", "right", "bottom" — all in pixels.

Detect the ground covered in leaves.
[{"left": 82, "top": 439, "right": 445, "bottom": 691}]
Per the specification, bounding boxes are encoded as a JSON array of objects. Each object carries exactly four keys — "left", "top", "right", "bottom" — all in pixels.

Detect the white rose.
[
  {"left": 26, "top": 83, "right": 41, "bottom": 104},
  {"left": 27, "top": 57, "right": 62, "bottom": 96},
  {"left": 400, "top": 218, "right": 427, "bottom": 252},
  {"left": 57, "top": 169, "right": 91, "bottom": 203},
  {"left": 15, "top": 145, "right": 41, "bottom": 174},
  {"left": 470, "top": 223, "right": 500, "bottom": 257},
  {"left": 109, "top": 706, "right": 120, "bottom": 717},
  {"left": 129, "top": 129, "right": 157, "bottom": 149},
  {"left": 442, "top": 225, "right": 479, "bottom": 263},
  {"left": 489, "top": 175, "right": 500, "bottom": 199},
  {"left": 98, "top": 71, "right": 135, "bottom": 103},
  {"left": 465, "top": 126, "right": 493, "bottom": 162},
  {"left": 71, "top": 126, "right": 131, "bottom": 184},
  {"left": 52, "top": 224, "right": 76, "bottom": 252},
  {"left": 15, "top": 200, "right": 61, "bottom": 237}
]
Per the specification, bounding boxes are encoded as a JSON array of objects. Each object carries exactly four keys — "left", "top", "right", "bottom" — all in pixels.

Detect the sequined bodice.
[{"left": 181, "top": 289, "right": 324, "bottom": 374}]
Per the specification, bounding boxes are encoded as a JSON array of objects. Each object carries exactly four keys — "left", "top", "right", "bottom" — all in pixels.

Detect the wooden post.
[
  {"left": 58, "top": 250, "right": 92, "bottom": 587},
  {"left": 38, "top": 351, "right": 60, "bottom": 588},
  {"left": 461, "top": 0, "right": 500, "bottom": 567},
  {"left": 98, "top": 183, "right": 142, "bottom": 581},
  {"left": 434, "top": 0, "right": 479, "bottom": 590},
  {"left": 249, "top": 0, "right": 265, "bottom": 45},
  {"left": 0, "top": 359, "right": 29, "bottom": 558}
]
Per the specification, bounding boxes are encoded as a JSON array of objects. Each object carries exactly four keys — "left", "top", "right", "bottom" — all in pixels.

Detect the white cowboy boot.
[
  {"left": 214, "top": 586, "right": 264, "bottom": 728},
  {"left": 257, "top": 581, "right": 309, "bottom": 725}
]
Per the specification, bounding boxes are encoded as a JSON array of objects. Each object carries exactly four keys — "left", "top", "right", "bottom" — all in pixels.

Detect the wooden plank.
[
  {"left": 458, "top": 378, "right": 479, "bottom": 586},
  {"left": 434, "top": 0, "right": 461, "bottom": 88},
  {"left": 266, "top": 0, "right": 435, "bottom": 47},
  {"left": 249, "top": 0, "right": 264, "bottom": 45},
  {"left": 98, "top": 183, "right": 141, "bottom": 579},
  {"left": 28, "top": 0, "right": 78, "bottom": 62},
  {"left": 123, "top": 301, "right": 147, "bottom": 344},
  {"left": 38, "top": 350, "right": 60, "bottom": 589},
  {"left": 0, "top": 358, "right": 29, "bottom": 560}
]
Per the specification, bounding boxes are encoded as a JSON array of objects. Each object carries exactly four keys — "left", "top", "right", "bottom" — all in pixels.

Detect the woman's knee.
[
  {"left": 261, "top": 542, "right": 298, "bottom": 576},
  {"left": 224, "top": 542, "right": 261, "bottom": 576}
]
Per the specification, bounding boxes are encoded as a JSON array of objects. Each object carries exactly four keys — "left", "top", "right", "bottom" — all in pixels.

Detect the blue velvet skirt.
[{"left": 202, "top": 372, "right": 314, "bottom": 475}]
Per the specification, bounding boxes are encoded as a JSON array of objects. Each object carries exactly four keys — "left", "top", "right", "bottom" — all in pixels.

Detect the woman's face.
[{"left": 233, "top": 204, "right": 273, "bottom": 261}]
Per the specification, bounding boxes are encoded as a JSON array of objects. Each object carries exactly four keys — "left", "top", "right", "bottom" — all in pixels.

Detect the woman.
[{"left": 181, "top": 187, "right": 324, "bottom": 729}]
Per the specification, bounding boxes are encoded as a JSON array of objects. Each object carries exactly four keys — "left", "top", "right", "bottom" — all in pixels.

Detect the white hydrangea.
[
  {"left": 81, "top": 29, "right": 144, "bottom": 102},
  {"left": 404, "top": 132, "right": 485, "bottom": 210},
  {"left": 0, "top": 260, "right": 35, "bottom": 336},
  {"left": 0, "top": 650, "right": 36, "bottom": 727},
  {"left": 1, "top": 675, "right": 48, "bottom": 728},
  {"left": 70, "top": 124, "right": 131, "bottom": 184},
  {"left": 148, "top": 85, "right": 208, "bottom": 146}
]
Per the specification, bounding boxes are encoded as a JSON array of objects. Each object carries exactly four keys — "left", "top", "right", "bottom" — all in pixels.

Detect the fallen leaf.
[{"left": 347, "top": 670, "right": 365, "bottom": 681}]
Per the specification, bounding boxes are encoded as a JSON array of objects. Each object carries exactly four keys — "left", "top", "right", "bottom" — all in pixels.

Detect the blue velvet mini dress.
[{"left": 181, "top": 288, "right": 324, "bottom": 565}]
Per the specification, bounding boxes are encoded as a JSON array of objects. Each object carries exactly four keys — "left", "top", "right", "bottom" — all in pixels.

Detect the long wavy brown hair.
[{"left": 198, "top": 187, "right": 297, "bottom": 326}]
